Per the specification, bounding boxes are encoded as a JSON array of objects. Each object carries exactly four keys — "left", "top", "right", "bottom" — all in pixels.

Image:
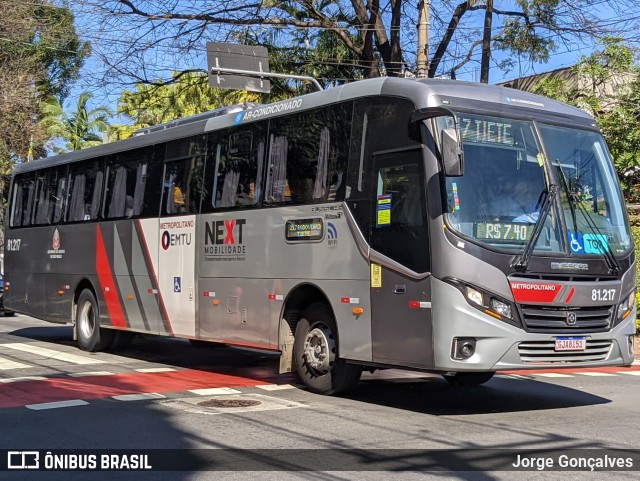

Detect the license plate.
[{"left": 555, "top": 337, "right": 586, "bottom": 351}]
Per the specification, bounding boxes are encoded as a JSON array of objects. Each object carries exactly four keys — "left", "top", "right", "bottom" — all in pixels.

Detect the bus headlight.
[
  {"left": 447, "top": 278, "right": 520, "bottom": 327},
  {"left": 617, "top": 289, "right": 636, "bottom": 324},
  {"left": 490, "top": 298, "right": 512, "bottom": 319},
  {"left": 466, "top": 287, "right": 484, "bottom": 306}
]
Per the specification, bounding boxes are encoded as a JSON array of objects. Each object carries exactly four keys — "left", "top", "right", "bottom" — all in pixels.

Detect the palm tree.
[{"left": 40, "top": 92, "right": 112, "bottom": 153}]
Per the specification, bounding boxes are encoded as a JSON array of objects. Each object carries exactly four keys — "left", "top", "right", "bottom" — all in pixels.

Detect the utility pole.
[
  {"left": 417, "top": 0, "right": 430, "bottom": 78},
  {"left": 480, "top": 0, "right": 493, "bottom": 83}
]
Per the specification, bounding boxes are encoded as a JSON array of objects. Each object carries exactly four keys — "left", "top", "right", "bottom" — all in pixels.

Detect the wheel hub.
[
  {"left": 79, "top": 302, "right": 95, "bottom": 339},
  {"left": 303, "top": 325, "right": 335, "bottom": 375}
]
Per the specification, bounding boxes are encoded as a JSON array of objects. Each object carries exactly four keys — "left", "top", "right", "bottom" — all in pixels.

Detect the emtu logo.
[{"left": 327, "top": 222, "right": 338, "bottom": 247}]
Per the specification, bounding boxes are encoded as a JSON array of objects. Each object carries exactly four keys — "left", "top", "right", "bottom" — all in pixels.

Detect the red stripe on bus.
[
  {"left": 95, "top": 225, "right": 127, "bottom": 328},
  {"left": 564, "top": 286, "right": 576, "bottom": 304},
  {"left": 509, "top": 282, "right": 563, "bottom": 303},
  {"left": 136, "top": 220, "right": 174, "bottom": 335}
]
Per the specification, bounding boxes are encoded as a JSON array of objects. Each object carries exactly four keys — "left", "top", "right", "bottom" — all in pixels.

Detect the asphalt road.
[{"left": 0, "top": 314, "right": 639, "bottom": 480}]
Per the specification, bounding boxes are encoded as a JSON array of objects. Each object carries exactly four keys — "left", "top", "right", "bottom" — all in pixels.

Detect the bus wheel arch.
[
  {"left": 278, "top": 283, "right": 331, "bottom": 374},
  {"left": 74, "top": 281, "right": 113, "bottom": 352},
  {"left": 292, "top": 301, "right": 362, "bottom": 395}
]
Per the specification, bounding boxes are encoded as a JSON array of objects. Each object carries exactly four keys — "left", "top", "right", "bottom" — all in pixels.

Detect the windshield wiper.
[
  {"left": 556, "top": 163, "right": 578, "bottom": 234},
  {"left": 556, "top": 162, "right": 620, "bottom": 275},
  {"left": 511, "top": 184, "right": 559, "bottom": 272}
]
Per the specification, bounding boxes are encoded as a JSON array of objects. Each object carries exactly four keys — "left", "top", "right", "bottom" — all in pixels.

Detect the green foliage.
[
  {"left": 113, "top": 71, "right": 260, "bottom": 137},
  {"left": 40, "top": 92, "right": 112, "bottom": 153},
  {"left": 532, "top": 38, "right": 640, "bottom": 201},
  {"left": 493, "top": 0, "right": 561, "bottom": 63},
  {"left": 30, "top": 2, "right": 91, "bottom": 101},
  {"left": 0, "top": 1, "right": 88, "bottom": 166}
]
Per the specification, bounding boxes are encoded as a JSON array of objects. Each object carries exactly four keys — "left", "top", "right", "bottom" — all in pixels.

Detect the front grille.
[
  {"left": 518, "top": 340, "right": 613, "bottom": 363},
  {"left": 519, "top": 305, "right": 614, "bottom": 333}
]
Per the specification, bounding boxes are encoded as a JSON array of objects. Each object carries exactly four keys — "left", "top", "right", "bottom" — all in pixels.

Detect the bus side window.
[
  {"left": 10, "top": 174, "right": 35, "bottom": 228},
  {"left": 162, "top": 157, "right": 204, "bottom": 216},
  {"left": 52, "top": 168, "right": 67, "bottom": 224},
  {"left": 66, "top": 159, "right": 104, "bottom": 222},
  {"left": 371, "top": 150, "right": 429, "bottom": 273},
  {"left": 206, "top": 123, "right": 266, "bottom": 212},
  {"left": 263, "top": 105, "right": 349, "bottom": 207}
]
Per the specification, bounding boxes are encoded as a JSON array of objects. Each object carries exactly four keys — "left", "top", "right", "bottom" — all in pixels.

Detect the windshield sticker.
[
  {"left": 536, "top": 152, "right": 545, "bottom": 167},
  {"left": 568, "top": 232, "right": 584, "bottom": 254},
  {"left": 583, "top": 233, "right": 609, "bottom": 254},
  {"left": 377, "top": 194, "right": 392, "bottom": 227},
  {"left": 452, "top": 182, "right": 460, "bottom": 211}
]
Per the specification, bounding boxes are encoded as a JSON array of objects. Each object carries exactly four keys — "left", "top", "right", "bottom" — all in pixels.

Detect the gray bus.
[{"left": 3, "top": 78, "right": 636, "bottom": 394}]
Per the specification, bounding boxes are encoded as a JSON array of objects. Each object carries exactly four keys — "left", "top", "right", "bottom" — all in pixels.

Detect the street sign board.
[{"left": 207, "top": 42, "right": 271, "bottom": 93}]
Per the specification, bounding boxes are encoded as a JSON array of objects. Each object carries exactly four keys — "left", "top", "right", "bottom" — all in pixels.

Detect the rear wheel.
[
  {"left": 76, "top": 289, "right": 113, "bottom": 352},
  {"left": 294, "top": 303, "right": 362, "bottom": 395},
  {"left": 442, "top": 372, "right": 495, "bottom": 387}
]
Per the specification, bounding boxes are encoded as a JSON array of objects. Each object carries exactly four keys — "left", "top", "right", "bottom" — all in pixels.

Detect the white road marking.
[
  {"left": 255, "top": 384, "right": 296, "bottom": 391},
  {"left": 0, "top": 357, "right": 31, "bottom": 370},
  {"left": 0, "top": 376, "right": 47, "bottom": 383},
  {"left": 67, "top": 371, "right": 114, "bottom": 377},
  {"left": 577, "top": 372, "right": 616, "bottom": 377},
  {"left": 112, "top": 393, "right": 166, "bottom": 401},
  {"left": 497, "top": 374, "right": 531, "bottom": 379},
  {"left": 1, "top": 343, "right": 104, "bottom": 365},
  {"left": 26, "top": 400, "right": 89, "bottom": 410},
  {"left": 134, "top": 368, "right": 177, "bottom": 373},
  {"left": 618, "top": 371, "right": 640, "bottom": 376},
  {"left": 188, "top": 388, "right": 241, "bottom": 396},
  {"left": 535, "top": 373, "right": 573, "bottom": 378}
]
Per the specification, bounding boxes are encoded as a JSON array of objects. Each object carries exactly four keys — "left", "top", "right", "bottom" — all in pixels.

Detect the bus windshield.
[
  {"left": 540, "top": 124, "right": 632, "bottom": 256},
  {"left": 441, "top": 113, "right": 631, "bottom": 256}
]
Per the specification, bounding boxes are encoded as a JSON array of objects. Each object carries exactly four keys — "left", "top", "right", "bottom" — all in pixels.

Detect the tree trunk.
[{"left": 480, "top": 0, "right": 493, "bottom": 83}]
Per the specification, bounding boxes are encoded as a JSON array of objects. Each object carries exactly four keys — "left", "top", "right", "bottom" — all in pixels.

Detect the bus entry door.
[{"left": 369, "top": 148, "right": 434, "bottom": 368}]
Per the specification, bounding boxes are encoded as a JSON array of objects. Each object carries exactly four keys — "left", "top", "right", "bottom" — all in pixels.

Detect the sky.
[{"left": 63, "top": 1, "right": 636, "bottom": 124}]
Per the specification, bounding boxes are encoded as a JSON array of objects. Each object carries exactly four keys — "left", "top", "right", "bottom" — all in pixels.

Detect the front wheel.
[
  {"left": 76, "top": 289, "right": 113, "bottom": 352},
  {"left": 294, "top": 303, "right": 362, "bottom": 395},
  {"left": 442, "top": 372, "right": 495, "bottom": 387}
]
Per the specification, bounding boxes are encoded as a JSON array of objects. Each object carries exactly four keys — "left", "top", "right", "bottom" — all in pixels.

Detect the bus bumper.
[{"left": 431, "top": 278, "right": 636, "bottom": 372}]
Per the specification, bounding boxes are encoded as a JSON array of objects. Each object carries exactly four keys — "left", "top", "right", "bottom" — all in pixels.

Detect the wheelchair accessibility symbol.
[
  {"left": 174, "top": 277, "right": 181, "bottom": 293},
  {"left": 568, "top": 232, "right": 584, "bottom": 254}
]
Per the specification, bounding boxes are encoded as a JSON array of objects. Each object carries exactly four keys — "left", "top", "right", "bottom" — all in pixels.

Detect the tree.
[
  {"left": 110, "top": 71, "right": 260, "bottom": 138},
  {"left": 0, "top": 1, "right": 89, "bottom": 160},
  {"left": 532, "top": 38, "right": 640, "bottom": 201},
  {"left": 40, "top": 92, "right": 112, "bottom": 152},
  {"left": 74, "top": 0, "right": 640, "bottom": 87},
  {"left": 0, "top": 0, "right": 89, "bottom": 229}
]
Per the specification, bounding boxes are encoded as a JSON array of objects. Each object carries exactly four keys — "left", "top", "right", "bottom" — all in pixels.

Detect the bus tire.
[
  {"left": 76, "top": 289, "right": 113, "bottom": 352},
  {"left": 442, "top": 372, "right": 495, "bottom": 387},
  {"left": 294, "top": 303, "right": 362, "bottom": 395}
]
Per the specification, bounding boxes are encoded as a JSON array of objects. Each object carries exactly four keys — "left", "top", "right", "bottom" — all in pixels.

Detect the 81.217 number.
[{"left": 591, "top": 289, "right": 616, "bottom": 301}]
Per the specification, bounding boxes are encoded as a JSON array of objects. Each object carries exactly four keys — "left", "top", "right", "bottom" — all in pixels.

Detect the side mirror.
[{"left": 441, "top": 127, "right": 464, "bottom": 177}]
